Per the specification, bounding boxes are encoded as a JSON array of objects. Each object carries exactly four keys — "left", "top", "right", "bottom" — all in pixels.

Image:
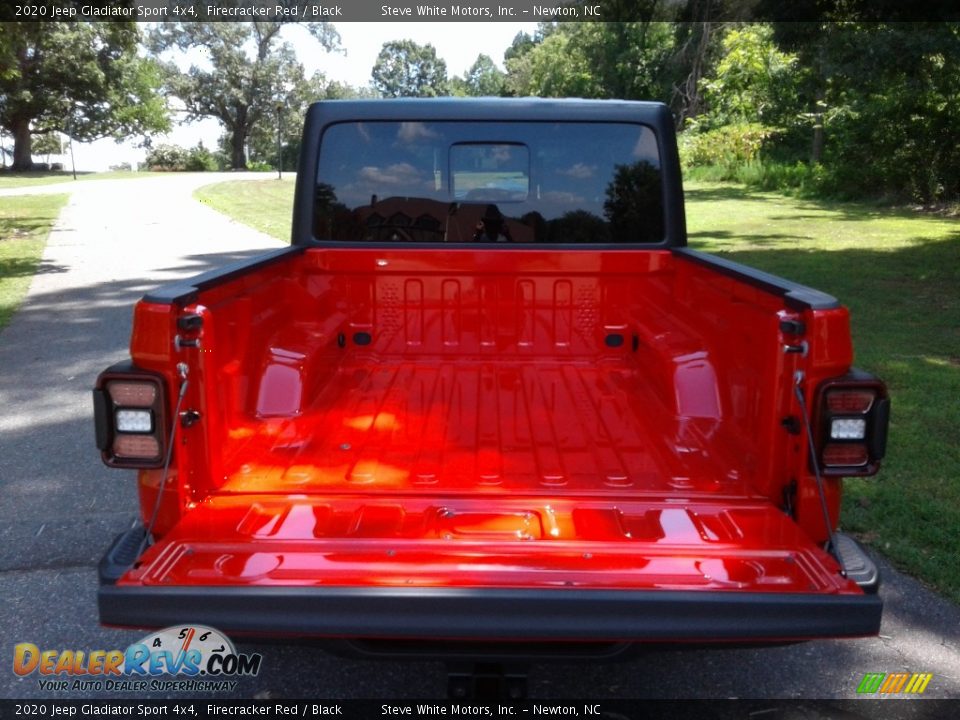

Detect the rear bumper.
[{"left": 100, "top": 582, "right": 882, "bottom": 644}]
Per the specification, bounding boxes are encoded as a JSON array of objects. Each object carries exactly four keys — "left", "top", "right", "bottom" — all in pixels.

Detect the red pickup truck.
[{"left": 95, "top": 99, "right": 888, "bottom": 657}]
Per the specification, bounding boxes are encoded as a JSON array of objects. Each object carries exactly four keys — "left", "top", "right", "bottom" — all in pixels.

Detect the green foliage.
[
  {"left": 371, "top": 40, "right": 449, "bottom": 98},
  {"left": 453, "top": 55, "right": 506, "bottom": 97},
  {"left": 505, "top": 21, "right": 675, "bottom": 100},
  {"left": 699, "top": 24, "right": 800, "bottom": 129},
  {"left": 32, "top": 134, "right": 64, "bottom": 158},
  {"left": 150, "top": 22, "right": 340, "bottom": 170},
  {"left": 814, "top": 23, "right": 960, "bottom": 203},
  {"left": 679, "top": 21, "right": 960, "bottom": 205},
  {"left": 679, "top": 123, "right": 778, "bottom": 169},
  {"left": 144, "top": 142, "right": 218, "bottom": 172},
  {"left": 0, "top": 22, "right": 170, "bottom": 170},
  {"left": 143, "top": 144, "right": 188, "bottom": 171},
  {"left": 0, "top": 193, "right": 69, "bottom": 330},
  {"left": 683, "top": 159, "right": 828, "bottom": 196},
  {"left": 185, "top": 142, "right": 218, "bottom": 172}
]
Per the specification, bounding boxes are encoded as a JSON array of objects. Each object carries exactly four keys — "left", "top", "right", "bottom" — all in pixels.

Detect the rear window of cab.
[{"left": 314, "top": 120, "right": 664, "bottom": 244}]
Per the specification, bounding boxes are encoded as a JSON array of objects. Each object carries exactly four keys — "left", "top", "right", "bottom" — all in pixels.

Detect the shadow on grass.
[
  {"left": 684, "top": 185, "right": 768, "bottom": 204},
  {"left": 0, "top": 216, "right": 60, "bottom": 237},
  {"left": 686, "top": 181, "right": 959, "bottom": 224},
  {"left": 0, "top": 257, "right": 68, "bottom": 277},
  {"left": 687, "top": 230, "right": 804, "bottom": 244}
]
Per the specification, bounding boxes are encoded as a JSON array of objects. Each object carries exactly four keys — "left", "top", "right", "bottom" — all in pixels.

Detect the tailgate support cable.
[
  {"left": 137, "top": 363, "right": 190, "bottom": 559},
  {"left": 793, "top": 374, "right": 847, "bottom": 577}
]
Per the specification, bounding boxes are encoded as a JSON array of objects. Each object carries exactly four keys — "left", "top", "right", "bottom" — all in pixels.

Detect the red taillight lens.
[
  {"left": 825, "top": 389, "right": 875, "bottom": 414},
  {"left": 822, "top": 443, "right": 869, "bottom": 467},
  {"left": 113, "top": 435, "right": 161, "bottom": 460},
  {"left": 106, "top": 381, "right": 157, "bottom": 407}
]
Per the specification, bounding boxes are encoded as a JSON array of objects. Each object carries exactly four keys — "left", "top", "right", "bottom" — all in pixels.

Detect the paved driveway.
[{"left": 1, "top": 174, "right": 958, "bottom": 706}]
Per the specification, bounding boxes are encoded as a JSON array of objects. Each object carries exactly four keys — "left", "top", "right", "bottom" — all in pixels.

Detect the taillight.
[
  {"left": 93, "top": 362, "right": 168, "bottom": 468},
  {"left": 815, "top": 371, "right": 890, "bottom": 476}
]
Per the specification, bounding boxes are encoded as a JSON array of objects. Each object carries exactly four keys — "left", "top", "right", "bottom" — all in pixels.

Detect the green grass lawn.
[
  {"left": 196, "top": 178, "right": 960, "bottom": 602},
  {"left": 194, "top": 177, "right": 295, "bottom": 241},
  {"left": 685, "top": 183, "right": 960, "bottom": 602},
  {"left": 0, "top": 169, "right": 163, "bottom": 190},
  {"left": 0, "top": 193, "right": 70, "bottom": 330}
]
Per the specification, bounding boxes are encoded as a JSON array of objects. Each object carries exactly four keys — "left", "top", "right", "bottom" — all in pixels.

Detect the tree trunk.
[
  {"left": 229, "top": 105, "right": 249, "bottom": 169},
  {"left": 811, "top": 120, "right": 824, "bottom": 165},
  {"left": 811, "top": 86, "right": 825, "bottom": 165},
  {"left": 12, "top": 117, "right": 34, "bottom": 171},
  {"left": 230, "top": 131, "right": 246, "bottom": 170}
]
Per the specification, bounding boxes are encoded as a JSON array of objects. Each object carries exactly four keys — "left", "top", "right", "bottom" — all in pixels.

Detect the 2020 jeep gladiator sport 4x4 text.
[{"left": 95, "top": 99, "right": 889, "bottom": 655}]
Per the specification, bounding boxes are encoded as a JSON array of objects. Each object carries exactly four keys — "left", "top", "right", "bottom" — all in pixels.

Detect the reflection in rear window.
[{"left": 314, "top": 121, "right": 663, "bottom": 244}]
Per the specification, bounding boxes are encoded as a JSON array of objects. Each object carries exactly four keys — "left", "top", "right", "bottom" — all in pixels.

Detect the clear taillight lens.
[
  {"left": 830, "top": 417, "right": 867, "bottom": 440},
  {"left": 115, "top": 409, "right": 153, "bottom": 433}
]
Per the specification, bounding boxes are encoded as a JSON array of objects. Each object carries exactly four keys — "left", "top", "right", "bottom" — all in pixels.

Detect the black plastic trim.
[
  {"left": 99, "top": 527, "right": 148, "bottom": 585},
  {"left": 99, "top": 584, "right": 881, "bottom": 642},
  {"left": 870, "top": 397, "right": 891, "bottom": 460},
  {"left": 672, "top": 248, "right": 841, "bottom": 311},
  {"left": 142, "top": 246, "right": 303, "bottom": 305},
  {"left": 92, "top": 389, "right": 110, "bottom": 451}
]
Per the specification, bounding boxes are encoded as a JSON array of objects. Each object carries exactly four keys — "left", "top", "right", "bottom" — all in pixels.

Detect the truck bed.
[
  {"left": 108, "top": 247, "right": 868, "bottom": 606},
  {"left": 220, "top": 355, "right": 745, "bottom": 498}
]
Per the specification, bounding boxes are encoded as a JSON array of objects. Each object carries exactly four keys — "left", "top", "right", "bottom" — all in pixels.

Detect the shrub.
[
  {"left": 678, "top": 123, "right": 779, "bottom": 171},
  {"left": 144, "top": 144, "right": 189, "bottom": 171},
  {"left": 145, "top": 143, "right": 219, "bottom": 172},
  {"left": 185, "top": 143, "right": 218, "bottom": 172}
]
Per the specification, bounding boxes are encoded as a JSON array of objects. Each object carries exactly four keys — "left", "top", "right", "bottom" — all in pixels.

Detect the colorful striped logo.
[{"left": 857, "top": 672, "right": 933, "bottom": 694}]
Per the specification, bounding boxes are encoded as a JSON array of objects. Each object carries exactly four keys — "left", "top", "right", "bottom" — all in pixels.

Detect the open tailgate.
[{"left": 100, "top": 495, "right": 881, "bottom": 642}]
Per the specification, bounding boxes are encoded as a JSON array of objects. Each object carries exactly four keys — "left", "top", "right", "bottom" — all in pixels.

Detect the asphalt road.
[{"left": 1, "top": 174, "right": 958, "bottom": 710}]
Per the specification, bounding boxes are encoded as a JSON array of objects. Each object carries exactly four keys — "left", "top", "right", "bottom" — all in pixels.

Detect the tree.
[
  {"left": 150, "top": 22, "right": 340, "bottom": 169},
  {"left": 504, "top": 20, "right": 676, "bottom": 100},
  {"left": 0, "top": 22, "right": 169, "bottom": 171},
  {"left": 699, "top": 24, "right": 799, "bottom": 129},
  {"left": 246, "top": 70, "right": 365, "bottom": 171},
  {"left": 760, "top": 18, "right": 960, "bottom": 201},
  {"left": 371, "top": 40, "right": 448, "bottom": 98},
  {"left": 33, "top": 133, "right": 63, "bottom": 165},
  {"left": 456, "top": 55, "right": 506, "bottom": 97}
]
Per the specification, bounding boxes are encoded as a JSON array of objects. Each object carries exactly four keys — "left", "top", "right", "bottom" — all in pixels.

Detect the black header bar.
[
  {"left": 5, "top": 0, "right": 960, "bottom": 23},
  {"left": 0, "top": 700, "right": 956, "bottom": 719}
]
